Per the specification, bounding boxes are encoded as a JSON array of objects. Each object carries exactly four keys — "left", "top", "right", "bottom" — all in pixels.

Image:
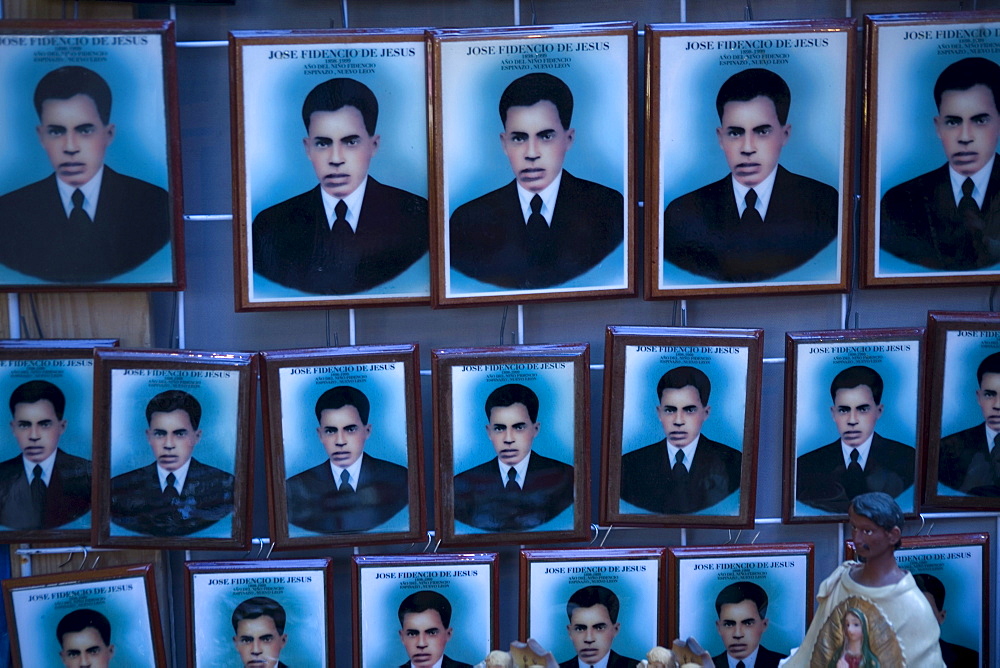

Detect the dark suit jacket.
[
  {"left": 795, "top": 433, "right": 915, "bottom": 513},
  {"left": 110, "top": 457, "right": 234, "bottom": 536},
  {"left": 0, "top": 449, "right": 90, "bottom": 530},
  {"left": 449, "top": 171, "right": 624, "bottom": 289},
  {"left": 881, "top": 158, "right": 1000, "bottom": 270},
  {"left": 399, "top": 655, "right": 471, "bottom": 668},
  {"left": 939, "top": 638, "right": 979, "bottom": 668},
  {"left": 558, "top": 649, "right": 639, "bottom": 668},
  {"left": 453, "top": 451, "right": 574, "bottom": 531},
  {"left": 620, "top": 436, "right": 741, "bottom": 515},
  {"left": 939, "top": 423, "right": 1000, "bottom": 496},
  {"left": 711, "top": 645, "right": 786, "bottom": 668},
  {"left": 0, "top": 167, "right": 170, "bottom": 282},
  {"left": 252, "top": 177, "right": 428, "bottom": 294},
  {"left": 285, "top": 453, "right": 408, "bottom": 533},
  {"left": 663, "top": 165, "right": 838, "bottom": 282}
]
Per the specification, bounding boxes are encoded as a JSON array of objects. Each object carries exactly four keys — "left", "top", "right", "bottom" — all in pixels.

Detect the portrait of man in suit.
[
  {"left": 620, "top": 366, "right": 741, "bottom": 515},
  {"left": 913, "top": 573, "right": 980, "bottom": 668},
  {"left": 110, "top": 389, "right": 234, "bottom": 536},
  {"left": 938, "top": 351, "right": 1000, "bottom": 496},
  {"left": 252, "top": 77, "right": 428, "bottom": 295},
  {"left": 397, "top": 590, "right": 471, "bottom": 668},
  {"left": 0, "top": 380, "right": 90, "bottom": 531},
  {"left": 232, "top": 596, "right": 289, "bottom": 668},
  {"left": 796, "top": 366, "right": 915, "bottom": 514},
  {"left": 881, "top": 57, "right": 1000, "bottom": 271},
  {"left": 558, "top": 585, "right": 639, "bottom": 668},
  {"left": 0, "top": 65, "right": 170, "bottom": 283},
  {"left": 452, "top": 383, "right": 574, "bottom": 531},
  {"left": 712, "top": 582, "right": 787, "bottom": 668},
  {"left": 285, "top": 385, "right": 408, "bottom": 533},
  {"left": 449, "top": 72, "right": 624, "bottom": 290},
  {"left": 57, "top": 608, "right": 115, "bottom": 668},
  {"left": 663, "top": 68, "right": 838, "bottom": 283}
]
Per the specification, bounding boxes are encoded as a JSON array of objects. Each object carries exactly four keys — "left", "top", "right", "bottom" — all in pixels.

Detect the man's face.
[
  {"left": 59, "top": 627, "right": 114, "bottom": 668},
  {"left": 716, "top": 600, "right": 767, "bottom": 660},
  {"left": 10, "top": 399, "right": 65, "bottom": 463},
  {"left": 566, "top": 604, "right": 620, "bottom": 665},
  {"left": 486, "top": 402, "right": 539, "bottom": 467},
  {"left": 934, "top": 84, "right": 1000, "bottom": 176},
  {"left": 500, "top": 100, "right": 574, "bottom": 193},
  {"left": 398, "top": 609, "right": 452, "bottom": 668},
  {"left": 303, "top": 106, "right": 379, "bottom": 198},
  {"left": 921, "top": 592, "right": 947, "bottom": 625},
  {"left": 848, "top": 506, "right": 900, "bottom": 563},
  {"left": 975, "top": 371, "right": 1000, "bottom": 430},
  {"left": 233, "top": 616, "right": 287, "bottom": 667},
  {"left": 830, "top": 385, "right": 883, "bottom": 448},
  {"left": 37, "top": 94, "right": 114, "bottom": 187},
  {"left": 317, "top": 405, "right": 371, "bottom": 469},
  {"left": 716, "top": 95, "right": 790, "bottom": 187},
  {"left": 146, "top": 409, "right": 200, "bottom": 472},
  {"left": 656, "top": 386, "right": 710, "bottom": 448}
]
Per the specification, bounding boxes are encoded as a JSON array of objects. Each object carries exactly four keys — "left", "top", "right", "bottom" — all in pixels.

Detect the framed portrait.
[
  {"left": 646, "top": 20, "right": 853, "bottom": 298},
  {"left": 432, "top": 344, "right": 590, "bottom": 545},
  {"left": 429, "top": 22, "right": 636, "bottom": 307},
  {"left": 353, "top": 553, "right": 498, "bottom": 668},
  {"left": 0, "top": 339, "right": 116, "bottom": 542},
  {"left": 0, "top": 21, "right": 184, "bottom": 291},
  {"left": 847, "top": 532, "right": 989, "bottom": 668},
  {"left": 519, "top": 548, "right": 665, "bottom": 666},
  {"left": 600, "top": 326, "right": 762, "bottom": 528},
  {"left": 1, "top": 563, "right": 165, "bottom": 668},
  {"left": 185, "top": 559, "right": 334, "bottom": 668},
  {"left": 91, "top": 348, "right": 257, "bottom": 549},
  {"left": 924, "top": 311, "right": 1000, "bottom": 510},
  {"left": 230, "top": 29, "right": 431, "bottom": 310},
  {"left": 260, "top": 344, "right": 424, "bottom": 548},
  {"left": 863, "top": 11, "right": 1000, "bottom": 287},
  {"left": 783, "top": 328, "right": 924, "bottom": 522},
  {"left": 668, "top": 543, "right": 814, "bottom": 666}
]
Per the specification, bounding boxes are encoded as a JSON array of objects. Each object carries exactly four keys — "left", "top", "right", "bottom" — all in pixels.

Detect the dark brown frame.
[
  {"left": 0, "top": 20, "right": 184, "bottom": 291},
  {"left": 260, "top": 344, "right": 424, "bottom": 548},
  {"left": 600, "top": 326, "right": 762, "bottom": 528},
  {"left": 645, "top": 19, "right": 854, "bottom": 299},
  {"left": 352, "top": 553, "right": 499, "bottom": 668},
  {"left": 230, "top": 29, "right": 431, "bottom": 311},
  {"left": 428, "top": 22, "right": 636, "bottom": 307},
  {"left": 184, "top": 559, "right": 334, "bottom": 668},
  {"left": 432, "top": 343, "right": 590, "bottom": 546},
  {"left": 783, "top": 328, "right": 925, "bottom": 523},
  {"left": 924, "top": 311, "right": 1000, "bottom": 510},
  {"left": 91, "top": 348, "right": 257, "bottom": 549},
  {"left": 667, "top": 543, "right": 814, "bottom": 660},
  {"left": 1, "top": 563, "right": 165, "bottom": 668},
  {"left": 862, "top": 10, "right": 1000, "bottom": 288}
]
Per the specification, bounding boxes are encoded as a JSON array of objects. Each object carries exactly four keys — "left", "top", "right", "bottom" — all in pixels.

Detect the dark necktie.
[
  {"left": 331, "top": 200, "right": 353, "bottom": 239},
  {"left": 339, "top": 470, "right": 354, "bottom": 494},
  {"left": 959, "top": 177, "right": 980, "bottom": 215},
  {"left": 672, "top": 450, "right": 687, "bottom": 477},
  {"left": 164, "top": 472, "right": 179, "bottom": 499},
  {"left": 991, "top": 434, "right": 1000, "bottom": 478},
  {"left": 736, "top": 662, "right": 746, "bottom": 668},
  {"left": 505, "top": 467, "right": 519, "bottom": 492},
  {"left": 30, "top": 464, "right": 46, "bottom": 510},
  {"left": 741, "top": 188, "right": 763, "bottom": 225},
  {"left": 844, "top": 448, "right": 866, "bottom": 499},
  {"left": 69, "top": 188, "right": 92, "bottom": 226}
]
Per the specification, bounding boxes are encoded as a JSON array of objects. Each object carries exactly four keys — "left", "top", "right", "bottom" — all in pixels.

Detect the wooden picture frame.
[
  {"left": 519, "top": 548, "right": 666, "bottom": 665},
  {"left": 230, "top": 29, "right": 431, "bottom": 310},
  {"left": 0, "top": 339, "right": 116, "bottom": 542},
  {"left": 646, "top": 19, "right": 853, "bottom": 298},
  {"left": 429, "top": 22, "right": 636, "bottom": 307},
  {"left": 667, "top": 543, "right": 814, "bottom": 665},
  {"left": 783, "top": 328, "right": 925, "bottom": 522},
  {"left": 600, "top": 326, "right": 762, "bottom": 528},
  {"left": 91, "top": 348, "right": 257, "bottom": 549},
  {"left": 1, "top": 563, "right": 165, "bottom": 668},
  {"left": 260, "top": 344, "right": 424, "bottom": 548},
  {"left": 432, "top": 343, "right": 590, "bottom": 545},
  {"left": 862, "top": 10, "right": 1000, "bottom": 287},
  {"left": 924, "top": 310, "right": 1000, "bottom": 510},
  {"left": 185, "top": 559, "right": 334, "bottom": 668},
  {"left": 0, "top": 21, "right": 184, "bottom": 290},
  {"left": 352, "top": 553, "right": 498, "bottom": 668}
]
